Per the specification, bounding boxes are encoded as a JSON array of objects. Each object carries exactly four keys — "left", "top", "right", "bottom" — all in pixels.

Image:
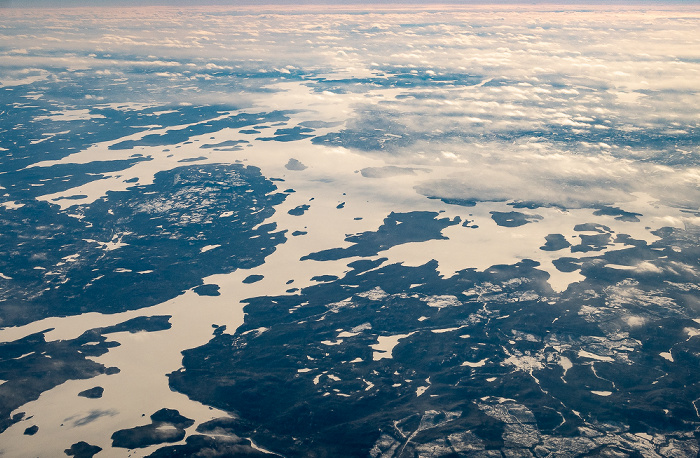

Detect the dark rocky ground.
[{"left": 167, "top": 222, "right": 700, "bottom": 457}]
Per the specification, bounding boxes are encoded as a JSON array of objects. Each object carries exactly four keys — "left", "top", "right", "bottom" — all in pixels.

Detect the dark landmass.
[
  {"left": 257, "top": 126, "right": 315, "bottom": 142},
  {"left": 109, "top": 112, "right": 288, "bottom": 150},
  {"left": 311, "top": 275, "right": 338, "bottom": 282},
  {"left": 614, "top": 233, "right": 648, "bottom": 247},
  {"left": 170, "top": 258, "right": 554, "bottom": 456},
  {"left": 194, "top": 284, "right": 221, "bottom": 296},
  {"left": 2, "top": 157, "right": 151, "bottom": 202},
  {"left": 169, "top": 224, "right": 700, "bottom": 457},
  {"left": 78, "top": 387, "right": 104, "bottom": 399},
  {"left": 0, "top": 163, "right": 287, "bottom": 327},
  {"left": 64, "top": 441, "right": 102, "bottom": 458},
  {"left": 112, "top": 408, "right": 194, "bottom": 449},
  {"left": 148, "top": 432, "right": 278, "bottom": 457},
  {"left": 427, "top": 196, "right": 479, "bottom": 207},
  {"left": 540, "top": 233, "right": 572, "bottom": 251},
  {"left": 311, "top": 113, "right": 413, "bottom": 151},
  {"left": 2, "top": 95, "right": 230, "bottom": 173},
  {"left": 200, "top": 140, "right": 249, "bottom": 150},
  {"left": 510, "top": 201, "right": 548, "bottom": 209},
  {"left": 23, "top": 425, "right": 38, "bottom": 435},
  {"left": 177, "top": 156, "right": 207, "bottom": 163},
  {"left": 571, "top": 234, "right": 611, "bottom": 252},
  {"left": 243, "top": 275, "right": 264, "bottom": 284},
  {"left": 287, "top": 204, "right": 310, "bottom": 216},
  {"left": 574, "top": 223, "right": 611, "bottom": 233},
  {"left": 593, "top": 205, "right": 642, "bottom": 222},
  {"left": 301, "top": 211, "right": 460, "bottom": 261},
  {"left": 292, "top": 231, "right": 307, "bottom": 236},
  {"left": 98, "top": 315, "right": 172, "bottom": 335},
  {"left": 552, "top": 257, "right": 582, "bottom": 272},
  {"left": 571, "top": 234, "right": 611, "bottom": 253},
  {"left": 490, "top": 211, "right": 543, "bottom": 228}
]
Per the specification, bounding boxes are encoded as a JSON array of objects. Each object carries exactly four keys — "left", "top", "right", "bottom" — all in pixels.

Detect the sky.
[{"left": 5, "top": 0, "right": 700, "bottom": 8}]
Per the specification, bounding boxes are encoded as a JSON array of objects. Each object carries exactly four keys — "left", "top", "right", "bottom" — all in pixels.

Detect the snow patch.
[
  {"left": 578, "top": 350, "right": 614, "bottom": 362},
  {"left": 660, "top": 352, "right": 674, "bottom": 362},
  {"left": 200, "top": 244, "right": 221, "bottom": 253},
  {"left": 371, "top": 332, "right": 415, "bottom": 361},
  {"left": 461, "top": 358, "right": 488, "bottom": 368}
]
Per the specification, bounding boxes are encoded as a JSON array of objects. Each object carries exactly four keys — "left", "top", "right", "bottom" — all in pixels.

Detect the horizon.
[{"left": 4, "top": 0, "right": 700, "bottom": 8}]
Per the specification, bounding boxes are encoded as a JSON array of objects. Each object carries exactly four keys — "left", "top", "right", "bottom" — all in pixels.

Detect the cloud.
[
  {"left": 360, "top": 166, "right": 428, "bottom": 178},
  {"left": 411, "top": 138, "right": 700, "bottom": 210},
  {"left": 3, "top": 4, "right": 698, "bottom": 214},
  {"left": 285, "top": 158, "right": 308, "bottom": 171}
]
